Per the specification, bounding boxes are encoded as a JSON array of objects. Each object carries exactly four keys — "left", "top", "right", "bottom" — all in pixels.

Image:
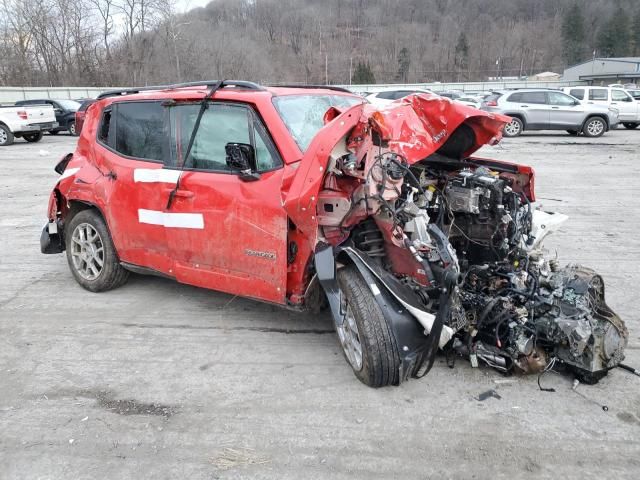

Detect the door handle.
[
  {"left": 164, "top": 188, "right": 194, "bottom": 199},
  {"left": 611, "top": 102, "right": 617, "bottom": 105},
  {"left": 520, "top": 105, "right": 529, "bottom": 107},
  {"left": 551, "top": 107, "right": 559, "bottom": 109}
]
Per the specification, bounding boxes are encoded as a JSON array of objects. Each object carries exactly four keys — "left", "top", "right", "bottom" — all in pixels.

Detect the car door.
[
  {"left": 547, "top": 91, "right": 585, "bottom": 128},
  {"left": 92, "top": 101, "right": 174, "bottom": 274},
  {"left": 517, "top": 92, "right": 550, "bottom": 128},
  {"left": 162, "top": 101, "right": 288, "bottom": 304},
  {"left": 611, "top": 89, "right": 636, "bottom": 121}
]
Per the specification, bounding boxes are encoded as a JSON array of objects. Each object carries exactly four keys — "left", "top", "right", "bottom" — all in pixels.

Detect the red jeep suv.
[{"left": 41, "top": 81, "right": 627, "bottom": 387}]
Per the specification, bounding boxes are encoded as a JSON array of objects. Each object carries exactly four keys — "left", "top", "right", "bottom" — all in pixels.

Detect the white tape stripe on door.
[
  {"left": 134, "top": 169, "right": 181, "bottom": 183},
  {"left": 138, "top": 209, "right": 204, "bottom": 229}
]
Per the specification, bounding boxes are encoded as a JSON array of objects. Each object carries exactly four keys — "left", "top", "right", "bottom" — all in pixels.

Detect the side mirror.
[
  {"left": 573, "top": 100, "right": 581, "bottom": 106},
  {"left": 225, "top": 143, "right": 260, "bottom": 181}
]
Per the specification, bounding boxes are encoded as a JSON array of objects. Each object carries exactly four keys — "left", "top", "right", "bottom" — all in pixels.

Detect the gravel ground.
[{"left": 1, "top": 130, "right": 639, "bottom": 479}]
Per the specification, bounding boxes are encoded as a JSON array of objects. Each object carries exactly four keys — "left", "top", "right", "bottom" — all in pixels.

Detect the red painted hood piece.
[{"left": 283, "top": 94, "right": 511, "bottom": 242}]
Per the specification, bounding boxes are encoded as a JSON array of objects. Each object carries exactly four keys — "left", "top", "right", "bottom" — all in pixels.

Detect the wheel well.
[
  {"left": 66, "top": 200, "right": 107, "bottom": 226},
  {"left": 583, "top": 114, "right": 608, "bottom": 129},
  {"left": 504, "top": 114, "right": 525, "bottom": 128}
]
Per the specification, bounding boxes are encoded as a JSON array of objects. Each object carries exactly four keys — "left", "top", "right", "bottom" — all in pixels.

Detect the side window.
[
  {"left": 97, "top": 107, "right": 113, "bottom": 147},
  {"left": 519, "top": 92, "right": 547, "bottom": 104},
  {"left": 548, "top": 92, "right": 577, "bottom": 106},
  {"left": 569, "top": 89, "right": 584, "bottom": 100},
  {"left": 169, "top": 103, "right": 281, "bottom": 173},
  {"left": 589, "top": 89, "right": 608, "bottom": 101},
  {"left": 114, "top": 102, "right": 165, "bottom": 161},
  {"left": 507, "top": 93, "right": 522, "bottom": 102},
  {"left": 612, "top": 90, "right": 632, "bottom": 102}
]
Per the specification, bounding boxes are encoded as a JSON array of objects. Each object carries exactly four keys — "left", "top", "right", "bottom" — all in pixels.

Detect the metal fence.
[{"left": 0, "top": 80, "right": 588, "bottom": 104}]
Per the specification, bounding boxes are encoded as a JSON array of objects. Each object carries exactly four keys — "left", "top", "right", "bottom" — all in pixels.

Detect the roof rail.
[
  {"left": 268, "top": 84, "right": 354, "bottom": 93},
  {"left": 96, "top": 80, "right": 265, "bottom": 100}
]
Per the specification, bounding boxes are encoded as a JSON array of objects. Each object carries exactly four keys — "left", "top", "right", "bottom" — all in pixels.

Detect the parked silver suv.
[{"left": 481, "top": 89, "right": 619, "bottom": 137}]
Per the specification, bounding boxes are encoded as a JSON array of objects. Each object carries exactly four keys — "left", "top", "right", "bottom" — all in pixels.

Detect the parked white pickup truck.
[{"left": 0, "top": 104, "right": 58, "bottom": 146}]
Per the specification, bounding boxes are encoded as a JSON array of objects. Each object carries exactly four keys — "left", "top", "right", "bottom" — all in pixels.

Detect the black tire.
[
  {"left": 503, "top": 117, "right": 523, "bottom": 137},
  {"left": 623, "top": 122, "right": 639, "bottom": 130},
  {"left": 49, "top": 130, "right": 60, "bottom": 135},
  {"left": 582, "top": 116, "right": 606, "bottom": 137},
  {"left": 68, "top": 121, "right": 77, "bottom": 136},
  {"left": 23, "top": 131, "right": 43, "bottom": 142},
  {"left": 566, "top": 129, "right": 579, "bottom": 136},
  {"left": 0, "top": 124, "right": 14, "bottom": 146},
  {"left": 65, "top": 209, "right": 129, "bottom": 292},
  {"left": 336, "top": 265, "right": 401, "bottom": 387}
]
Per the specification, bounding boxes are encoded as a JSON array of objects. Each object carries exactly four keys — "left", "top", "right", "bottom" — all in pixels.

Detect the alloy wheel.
[
  {"left": 587, "top": 119, "right": 604, "bottom": 136},
  {"left": 504, "top": 120, "right": 521, "bottom": 136},
  {"left": 336, "top": 303, "right": 363, "bottom": 371},
  {"left": 70, "top": 222, "right": 105, "bottom": 280}
]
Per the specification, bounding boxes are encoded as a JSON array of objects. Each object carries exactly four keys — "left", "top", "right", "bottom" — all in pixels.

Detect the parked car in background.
[
  {"left": 438, "top": 91, "right": 463, "bottom": 100},
  {"left": 366, "top": 88, "right": 434, "bottom": 106},
  {"left": 0, "top": 104, "right": 57, "bottom": 146},
  {"left": 15, "top": 99, "right": 81, "bottom": 135},
  {"left": 562, "top": 86, "right": 640, "bottom": 130},
  {"left": 75, "top": 99, "right": 96, "bottom": 135},
  {"left": 455, "top": 95, "right": 482, "bottom": 109},
  {"left": 482, "top": 89, "right": 618, "bottom": 137},
  {"left": 626, "top": 89, "right": 640, "bottom": 102}
]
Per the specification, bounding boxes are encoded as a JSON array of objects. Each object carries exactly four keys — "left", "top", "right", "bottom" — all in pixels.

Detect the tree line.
[{"left": 1, "top": 0, "right": 639, "bottom": 87}]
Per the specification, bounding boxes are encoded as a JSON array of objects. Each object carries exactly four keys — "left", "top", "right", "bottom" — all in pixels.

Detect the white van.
[{"left": 563, "top": 86, "right": 640, "bottom": 129}]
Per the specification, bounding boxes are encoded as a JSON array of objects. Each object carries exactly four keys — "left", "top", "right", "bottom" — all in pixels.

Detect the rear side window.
[
  {"left": 589, "top": 89, "right": 608, "bottom": 101},
  {"left": 98, "top": 107, "right": 112, "bottom": 146},
  {"left": 569, "top": 89, "right": 584, "bottom": 100},
  {"left": 506, "top": 93, "right": 522, "bottom": 102},
  {"left": 519, "top": 92, "right": 547, "bottom": 104},
  {"left": 114, "top": 102, "right": 165, "bottom": 161}
]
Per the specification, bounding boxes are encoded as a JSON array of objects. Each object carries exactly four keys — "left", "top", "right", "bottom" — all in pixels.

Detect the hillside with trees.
[{"left": 1, "top": 0, "right": 639, "bottom": 87}]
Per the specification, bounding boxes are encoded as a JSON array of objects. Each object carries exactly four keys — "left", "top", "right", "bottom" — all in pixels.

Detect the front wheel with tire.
[
  {"left": 65, "top": 209, "right": 129, "bottom": 292},
  {"left": 583, "top": 117, "right": 606, "bottom": 137},
  {"left": 335, "top": 265, "right": 400, "bottom": 387},
  {"left": 503, "top": 117, "right": 523, "bottom": 137},
  {"left": 68, "top": 121, "right": 77, "bottom": 136},
  {"left": 0, "top": 124, "right": 14, "bottom": 146},
  {"left": 23, "top": 131, "right": 43, "bottom": 142},
  {"left": 622, "top": 122, "right": 639, "bottom": 130}
]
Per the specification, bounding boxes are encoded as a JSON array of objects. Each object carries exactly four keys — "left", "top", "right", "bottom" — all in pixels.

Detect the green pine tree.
[
  {"left": 353, "top": 62, "right": 376, "bottom": 84},
  {"left": 454, "top": 32, "right": 470, "bottom": 81},
  {"left": 561, "top": 4, "right": 586, "bottom": 65},
  {"left": 596, "top": 7, "right": 631, "bottom": 57},
  {"left": 396, "top": 47, "right": 411, "bottom": 83}
]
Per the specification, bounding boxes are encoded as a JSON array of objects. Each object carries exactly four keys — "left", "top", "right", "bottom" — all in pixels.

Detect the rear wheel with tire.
[
  {"left": 0, "top": 124, "right": 14, "bottom": 146},
  {"left": 582, "top": 116, "right": 606, "bottom": 137},
  {"left": 68, "top": 121, "right": 77, "bottom": 136},
  {"left": 336, "top": 265, "right": 401, "bottom": 387},
  {"left": 65, "top": 209, "right": 129, "bottom": 292},
  {"left": 23, "top": 131, "right": 43, "bottom": 142},
  {"left": 503, "top": 117, "right": 523, "bottom": 137},
  {"left": 622, "top": 122, "right": 639, "bottom": 130}
]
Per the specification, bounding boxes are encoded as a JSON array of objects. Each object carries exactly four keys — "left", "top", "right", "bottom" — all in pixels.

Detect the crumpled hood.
[
  {"left": 365, "top": 94, "right": 511, "bottom": 161},
  {"left": 283, "top": 94, "right": 511, "bottom": 239}
]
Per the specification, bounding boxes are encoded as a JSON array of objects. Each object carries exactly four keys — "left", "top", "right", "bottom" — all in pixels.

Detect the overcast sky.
[{"left": 175, "top": 0, "right": 212, "bottom": 12}]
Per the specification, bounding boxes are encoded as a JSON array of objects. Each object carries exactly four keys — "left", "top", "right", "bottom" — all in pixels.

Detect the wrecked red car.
[{"left": 41, "top": 81, "right": 628, "bottom": 387}]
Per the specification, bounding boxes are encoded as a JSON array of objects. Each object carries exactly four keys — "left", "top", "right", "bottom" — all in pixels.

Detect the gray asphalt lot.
[{"left": 1, "top": 130, "right": 639, "bottom": 479}]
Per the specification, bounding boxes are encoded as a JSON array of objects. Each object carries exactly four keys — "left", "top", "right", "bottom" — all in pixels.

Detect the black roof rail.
[
  {"left": 97, "top": 80, "right": 265, "bottom": 100},
  {"left": 267, "top": 84, "right": 354, "bottom": 93}
]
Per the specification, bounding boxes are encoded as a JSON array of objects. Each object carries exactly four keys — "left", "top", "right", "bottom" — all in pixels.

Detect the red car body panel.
[{"left": 48, "top": 87, "right": 524, "bottom": 306}]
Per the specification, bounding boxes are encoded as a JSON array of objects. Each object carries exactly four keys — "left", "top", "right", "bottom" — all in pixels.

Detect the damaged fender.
[{"left": 315, "top": 243, "right": 454, "bottom": 382}]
